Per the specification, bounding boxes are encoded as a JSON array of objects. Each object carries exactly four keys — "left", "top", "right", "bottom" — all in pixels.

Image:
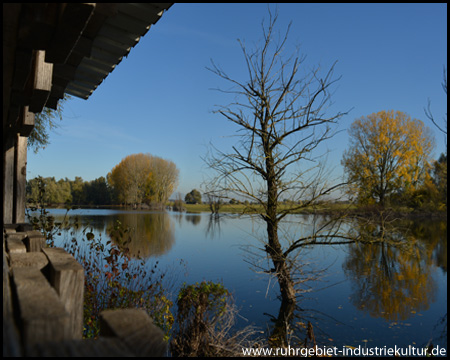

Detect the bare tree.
[
  {"left": 425, "top": 66, "right": 447, "bottom": 150},
  {"left": 204, "top": 10, "right": 350, "bottom": 304}
]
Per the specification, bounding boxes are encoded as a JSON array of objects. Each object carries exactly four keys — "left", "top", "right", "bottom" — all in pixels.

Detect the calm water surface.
[{"left": 48, "top": 208, "right": 447, "bottom": 350}]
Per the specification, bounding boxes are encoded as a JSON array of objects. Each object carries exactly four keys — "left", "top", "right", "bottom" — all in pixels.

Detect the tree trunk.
[
  {"left": 268, "top": 296, "right": 296, "bottom": 348},
  {"left": 265, "top": 152, "right": 297, "bottom": 304},
  {"left": 266, "top": 219, "right": 297, "bottom": 304}
]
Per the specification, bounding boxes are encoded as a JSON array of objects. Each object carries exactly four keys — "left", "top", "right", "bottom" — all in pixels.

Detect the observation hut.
[{"left": 3, "top": 3, "right": 173, "bottom": 356}]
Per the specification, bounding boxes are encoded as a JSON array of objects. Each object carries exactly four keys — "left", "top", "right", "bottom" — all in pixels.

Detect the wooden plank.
[
  {"left": 3, "top": 224, "right": 18, "bottom": 233},
  {"left": 27, "top": 336, "right": 133, "bottom": 357},
  {"left": 19, "top": 106, "right": 35, "bottom": 137},
  {"left": 100, "top": 308, "right": 166, "bottom": 357},
  {"left": 14, "top": 135, "right": 27, "bottom": 223},
  {"left": 6, "top": 233, "right": 27, "bottom": 254},
  {"left": 11, "top": 49, "right": 34, "bottom": 92},
  {"left": 3, "top": 237, "right": 23, "bottom": 356},
  {"left": 10, "top": 252, "right": 48, "bottom": 269},
  {"left": 45, "top": 3, "right": 96, "bottom": 64},
  {"left": 17, "top": 3, "right": 59, "bottom": 49},
  {"left": 43, "top": 96, "right": 60, "bottom": 110},
  {"left": 41, "top": 247, "right": 84, "bottom": 339},
  {"left": 5, "top": 233, "right": 26, "bottom": 240},
  {"left": 12, "top": 266, "right": 70, "bottom": 349},
  {"left": 23, "top": 230, "right": 45, "bottom": 252},
  {"left": 4, "top": 223, "right": 35, "bottom": 233},
  {"left": 3, "top": 4, "right": 21, "bottom": 129},
  {"left": 3, "top": 143, "right": 15, "bottom": 224},
  {"left": 17, "top": 223, "right": 35, "bottom": 232},
  {"left": 29, "top": 50, "right": 53, "bottom": 113}
]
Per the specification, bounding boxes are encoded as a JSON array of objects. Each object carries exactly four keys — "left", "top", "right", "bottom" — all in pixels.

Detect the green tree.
[
  {"left": 43, "top": 177, "right": 59, "bottom": 204},
  {"left": 28, "top": 95, "right": 70, "bottom": 153},
  {"left": 27, "top": 177, "right": 67, "bottom": 205},
  {"left": 70, "top": 176, "right": 86, "bottom": 205},
  {"left": 84, "top": 177, "right": 112, "bottom": 205},
  {"left": 27, "top": 177, "right": 42, "bottom": 204},
  {"left": 432, "top": 153, "right": 447, "bottom": 208},
  {"left": 342, "top": 110, "right": 435, "bottom": 206},
  {"left": 56, "top": 178, "right": 72, "bottom": 204},
  {"left": 185, "top": 189, "right": 202, "bottom": 204}
]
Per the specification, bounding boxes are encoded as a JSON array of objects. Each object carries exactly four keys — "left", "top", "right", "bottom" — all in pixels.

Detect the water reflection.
[
  {"left": 343, "top": 218, "right": 446, "bottom": 321},
  {"left": 171, "top": 213, "right": 203, "bottom": 227},
  {"left": 108, "top": 212, "right": 175, "bottom": 258},
  {"left": 247, "top": 213, "right": 447, "bottom": 347},
  {"left": 185, "top": 214, "right": 202, "bottom": 226},
  {"left": 46, "top": 209, "right": 446, "bottom": 348}
]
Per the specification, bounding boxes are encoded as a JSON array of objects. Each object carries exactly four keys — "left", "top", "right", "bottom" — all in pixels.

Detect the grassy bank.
[
  {"left": 182, "top": 202, "right": 358, "bottom": 215},
  {"left": 182, "top": 202, "right": 447, "bottom": 219},
  {"left": 31, "top": 202, "right": 446, "bottom": 219}
]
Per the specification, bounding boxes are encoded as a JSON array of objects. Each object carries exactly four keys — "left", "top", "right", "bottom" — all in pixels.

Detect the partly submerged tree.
[
  {"left": 204, "top": 10, "right": 350, "bottom": 304},
  {"left": 341, "top": 110, "right": 435, "bottom": 206}
]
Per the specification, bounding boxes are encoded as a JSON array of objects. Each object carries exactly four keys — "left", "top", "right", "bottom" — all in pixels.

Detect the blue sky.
[{"left": 28, "top": 3, "right": 447, "bottom": 197}]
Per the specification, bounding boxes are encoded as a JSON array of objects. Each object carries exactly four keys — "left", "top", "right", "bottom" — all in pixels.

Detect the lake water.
[{"left": 45, "top": 208, "right": 447, "bottom": 351}]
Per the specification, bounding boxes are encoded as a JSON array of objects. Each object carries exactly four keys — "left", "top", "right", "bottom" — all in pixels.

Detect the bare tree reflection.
[{"left": 206, "top": 215, "right": 222, "bottom": 239}]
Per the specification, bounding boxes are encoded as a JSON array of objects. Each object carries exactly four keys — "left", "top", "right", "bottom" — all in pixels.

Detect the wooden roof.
[
  {"left": 2, "top": 3, "right": 172, "bottom": 225},
  {"left": 3, "top": 3, "right": 172, "bottom": 138}
]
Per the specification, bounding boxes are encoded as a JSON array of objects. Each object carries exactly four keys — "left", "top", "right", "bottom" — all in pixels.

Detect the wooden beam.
[
  {"left": 45, "top": 3, "right": 96, "bottom": 64},
  {"left": 29, "top": 50, "right": 53, "bottom": 113},
  {"left": 100, "top": 309, "right": 166, "bottom": 356},
  {"left": 3, "top": 237, "right": 23, "bottom": 357},
  {"left": 12, "top": 266, "right": 70, "bottom": 349},
  {"left": 10, "top": 252, "right": 48, "bottom": 270},
  {"left": 17, "top": 3, "right": 59, "bottom": 50},
  {"left": 11, "top": 49, "right": 34, "bottom": 92},
  {"left": 23, "top": 230, "right": 45, "bottom": 252},
  {"left": 3, "top": 141, "right": 15, "bottom": 224},
  {"left": 5, "top": 233, "right": 27, "bottom": 254},
  {"left": 42, "top": 247, "right": 85, "bottom": 339},
  {"left": 3, "top": 4, "right": 21, "bottom": 130},
  {"left": 19, "top": 106, "right": 35, "bottom": 137},
  {"left": 13, "top": 135, "right": 27, "bottom": 223}
]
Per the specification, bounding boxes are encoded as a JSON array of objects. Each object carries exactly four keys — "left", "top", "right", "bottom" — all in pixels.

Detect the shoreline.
[{"left": 28, "top": 203, "right": 447, "bottom": 220}]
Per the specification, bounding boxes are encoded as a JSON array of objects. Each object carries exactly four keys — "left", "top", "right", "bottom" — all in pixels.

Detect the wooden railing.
[{"left": 3, "top": 224, "right": 166, "bottom": 356}]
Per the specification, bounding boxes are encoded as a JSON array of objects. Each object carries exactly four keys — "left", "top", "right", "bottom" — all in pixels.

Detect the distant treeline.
[
  {"left": 27, "top": 153, "right": 180, "bottom": 208},
  {"left": 27, "top": 176, "right": 113, "bottom": 206}
]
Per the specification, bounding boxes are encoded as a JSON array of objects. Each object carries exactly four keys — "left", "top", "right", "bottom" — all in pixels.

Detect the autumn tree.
[
  {"left": 204, "top": 10, "right": 349, "bottom": 304},
  {"left": 108, "top": 153, "right": 152, "bottom": 206},
  {"left": 149, "top": 156, "right": 179, "bottom": 207},
  {"left": 107, "top": 153, "right": 178, "bottom": 208},
  {"left": 342, "top": 110, "right": 435, "bottom": 206}
]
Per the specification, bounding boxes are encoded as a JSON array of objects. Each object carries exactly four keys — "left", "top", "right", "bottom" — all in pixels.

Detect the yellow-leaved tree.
[
  {"left": 342, "top": 110, "right": 435, "bottom": 206},
  {"left": 107, "top": 153, "right": 178, "bottom": 208}
]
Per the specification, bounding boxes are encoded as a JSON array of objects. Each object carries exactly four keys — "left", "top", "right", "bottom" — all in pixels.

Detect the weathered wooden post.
[{"left": 42, "top": 247, "right": 84, "bottom": 339}]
